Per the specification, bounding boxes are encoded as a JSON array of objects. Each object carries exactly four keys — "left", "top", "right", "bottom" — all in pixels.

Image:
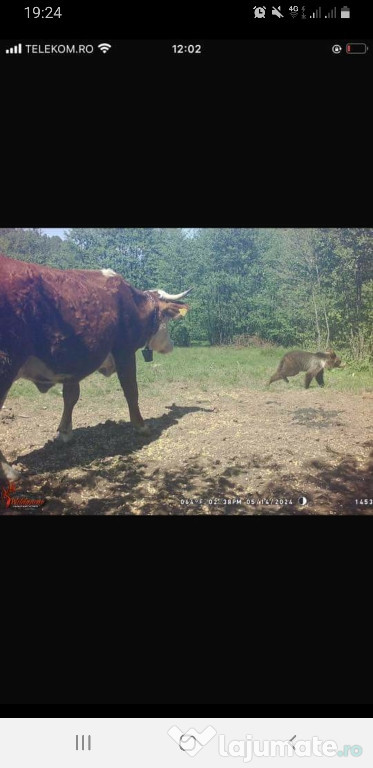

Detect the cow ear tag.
[
  {"left": 178, "top": 306, "right": 188, "bottom": 317},
  {"left": 142, "top": 347, "right": 153, "bottom": 362}
]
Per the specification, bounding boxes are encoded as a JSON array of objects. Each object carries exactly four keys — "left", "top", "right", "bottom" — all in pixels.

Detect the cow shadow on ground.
[
  {"left": 15, "top": 403, "right": 212, "bottom": 476},
  {"left": 6, "top": 441, "right": 373, "bottom": 516}
]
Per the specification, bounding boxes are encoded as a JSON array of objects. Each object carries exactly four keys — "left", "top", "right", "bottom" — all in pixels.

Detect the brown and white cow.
[{"left": 0, "top": 255, "right": 190, "bottom": 480}]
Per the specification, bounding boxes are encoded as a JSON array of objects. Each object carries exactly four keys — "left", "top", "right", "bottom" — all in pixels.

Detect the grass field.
[
  {"left": 3, "top": 346, "right": 372, "bottom": 514},
  {"left": 7, "top": 346, "right": 373, "bottom": 400}
]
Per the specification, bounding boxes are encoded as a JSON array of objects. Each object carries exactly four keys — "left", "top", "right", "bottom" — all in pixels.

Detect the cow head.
[
  {"left": 147, "top": 289, "right": 191, "bottom": 354},
  {"left": 148, "top": 301, "right": 190, "bottom": 354}
]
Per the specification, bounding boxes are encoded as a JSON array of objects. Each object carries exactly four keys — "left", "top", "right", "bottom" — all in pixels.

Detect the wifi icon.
[{"left": 98, "top": 43, "right": 112, "bottom": 53}]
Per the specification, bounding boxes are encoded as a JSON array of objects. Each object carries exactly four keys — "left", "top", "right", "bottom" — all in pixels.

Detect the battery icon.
[
  {"left": 341, "top": 5, "right": 350, "bottom": 17},
  {"left": 346, "top": 43, "right": 367, "bottom": 53}
]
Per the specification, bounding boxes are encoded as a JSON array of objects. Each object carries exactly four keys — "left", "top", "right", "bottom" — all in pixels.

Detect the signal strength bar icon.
[
  {"left": 6, "top": 43, "right": 22, "bottom": 54},
  {"left": 310, "top": 6, "right": 322, "bottom": 17},
  {"left": 325, "top": 6, "right": 336, "bottom": 16}
]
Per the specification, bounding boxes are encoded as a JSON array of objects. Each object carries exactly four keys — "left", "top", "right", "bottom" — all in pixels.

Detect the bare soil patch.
[{"left": 1, "top": 387, "right": 372, "bottom": 514}]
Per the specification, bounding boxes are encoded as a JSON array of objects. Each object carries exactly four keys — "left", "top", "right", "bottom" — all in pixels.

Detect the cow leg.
[
  {"left": 0, "top": 388, "right": 9, "bottom": 410},
  {"left": 0, "top": 384, "right": 19, "bottom": 480},
  {"left": 57, "top": 382, "right": 80, "bottom": 443},
  {"left": 0, "top": 362, "right": 20, "bottom": 480},
  {"left": 113, "top": 351, "right": 149, "bottom": 433},
  {"left": 0, "top": 452, "right": 19, "bottom": 481}
]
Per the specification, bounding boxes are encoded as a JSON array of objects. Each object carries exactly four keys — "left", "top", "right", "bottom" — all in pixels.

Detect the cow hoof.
[
  {"left": 0, "top": 462, "right": 21, "bottom": 482},
  {"left": 56, "top": 430, "right": 73, "bottom": 444}
]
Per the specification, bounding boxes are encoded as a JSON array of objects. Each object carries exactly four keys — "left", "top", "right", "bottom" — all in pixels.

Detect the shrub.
[
  {"left": 171, "top": 323, "right": 191, "bottom": 347},
  {"left": 231, "top": 334, "right": 276, "bottom": 349}
]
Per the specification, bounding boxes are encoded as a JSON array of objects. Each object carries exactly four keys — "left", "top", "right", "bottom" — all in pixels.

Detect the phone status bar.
[
  {"left": 1, "top": 2, "right": 368, "bottom": 40},
  {"left": 251, "top": 4, "right": 351, "bottom": 20}
]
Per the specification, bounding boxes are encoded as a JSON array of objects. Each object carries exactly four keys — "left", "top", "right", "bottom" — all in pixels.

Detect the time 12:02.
[
  {"left": 172, "top": 44, "right": 202, "bottom": 53},
  {"left": 25, "top": 7, "right": 62, "bottom": 18}
]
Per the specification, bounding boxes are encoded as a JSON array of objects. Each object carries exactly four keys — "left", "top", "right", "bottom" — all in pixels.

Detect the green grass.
[{"left": 6, "top": 346, "right": 373, "bottom": 401}]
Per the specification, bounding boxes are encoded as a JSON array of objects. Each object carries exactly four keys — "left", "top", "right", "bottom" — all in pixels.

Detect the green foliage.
[
  {"left": 1, "top": 227, "right": 372, "bottom": 358},
  {"left": 170, "top": 322, "right": 190, "bottom": 347},
  {"left": 0, "top": 227, "right": 78, "bottom": 268}
]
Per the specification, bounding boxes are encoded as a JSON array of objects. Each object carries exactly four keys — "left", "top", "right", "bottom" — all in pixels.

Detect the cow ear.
[{"left": 160, "top": 301, "right": 189, "bottom": 319}]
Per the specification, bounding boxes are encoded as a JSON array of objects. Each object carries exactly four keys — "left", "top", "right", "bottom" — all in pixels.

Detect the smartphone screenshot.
[
  {"left": 0, "top": 0, "right": 372, "bottom": 726},
  {"left": 0, "top": 0, "right": 371, "bottom": 515}
]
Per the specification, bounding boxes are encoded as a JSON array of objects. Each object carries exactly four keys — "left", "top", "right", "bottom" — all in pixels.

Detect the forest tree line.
[{"left": 0, "top": 227, "right": 372, "bottom": 359}]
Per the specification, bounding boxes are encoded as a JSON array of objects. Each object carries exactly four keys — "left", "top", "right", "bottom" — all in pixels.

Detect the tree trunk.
[{"left": 311, "top": 287, "right": 321, "bottom": 348}]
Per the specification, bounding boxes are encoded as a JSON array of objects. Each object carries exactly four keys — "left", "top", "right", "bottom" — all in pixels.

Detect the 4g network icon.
[{"left": 168, "top": 725, "right": 217, "bottom": 757}]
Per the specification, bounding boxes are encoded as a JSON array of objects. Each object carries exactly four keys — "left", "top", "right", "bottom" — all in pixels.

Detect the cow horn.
[{"left": 153, "top": 288, "right": 192, "bottom": 301}]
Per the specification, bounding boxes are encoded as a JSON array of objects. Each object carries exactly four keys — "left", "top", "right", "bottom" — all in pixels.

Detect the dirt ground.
[{"left": 1, "top": 386, "right": 372, "bottom": 514}]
